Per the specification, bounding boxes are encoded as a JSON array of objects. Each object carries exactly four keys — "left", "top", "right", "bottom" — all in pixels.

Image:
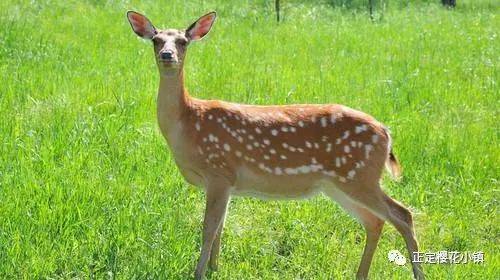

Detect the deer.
[{"left": 126, "top": 11, "right": 424, "bottom": 280}]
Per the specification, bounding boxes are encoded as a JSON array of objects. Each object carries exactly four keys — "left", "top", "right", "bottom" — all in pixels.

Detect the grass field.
[{"left": 0, "top": 0, "right": 498, "bottom": 279}]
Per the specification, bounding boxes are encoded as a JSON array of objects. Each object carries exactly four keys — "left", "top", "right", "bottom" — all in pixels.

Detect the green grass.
[{"left": 0, "top": 0, "right": 498, "bottom": 279}]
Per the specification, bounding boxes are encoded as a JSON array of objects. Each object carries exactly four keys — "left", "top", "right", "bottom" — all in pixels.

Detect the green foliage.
[{"left": 0, "top": 0, "right": 498, "bottom": 279}]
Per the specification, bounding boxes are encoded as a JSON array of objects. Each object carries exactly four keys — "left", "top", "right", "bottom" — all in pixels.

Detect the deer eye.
[
  {"left": 176, "top": 39, "right": 188, "bottom": 47},
  {"left": 152, "top": 37, "right": 163, "bottom": 45}
]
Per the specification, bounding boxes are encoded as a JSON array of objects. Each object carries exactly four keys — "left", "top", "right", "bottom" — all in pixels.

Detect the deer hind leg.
[
  {"left": 324, "top": 188, "right": 384, "bottom": 279},
  {"left": 382, "top": 193, "right": 424, "bottom": 280},
  {"left": 339, "top": 184, "right": 424, "bottom": 280}
]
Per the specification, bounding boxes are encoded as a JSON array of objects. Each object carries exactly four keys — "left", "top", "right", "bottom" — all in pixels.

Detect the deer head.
[{"left": 127, "top": 11, "right": 216, "bottom": 76}]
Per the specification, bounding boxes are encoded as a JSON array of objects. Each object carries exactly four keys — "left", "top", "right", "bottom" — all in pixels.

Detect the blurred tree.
[
  {"left": 442, "top": 0, "right": 456, "bottom": 7},
  {"left": 276, "top": 0, "right": 280, "bottom": 22}
]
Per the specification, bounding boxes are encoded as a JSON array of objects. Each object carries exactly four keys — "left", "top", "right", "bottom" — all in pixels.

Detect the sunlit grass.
[{"left": 0, "top": 0, "right": 498, "bottom": 279}]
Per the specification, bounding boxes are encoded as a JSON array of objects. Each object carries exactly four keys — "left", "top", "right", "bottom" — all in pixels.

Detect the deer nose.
[{"left": 160, "top": 51, "right": 174, "bottom": 60}]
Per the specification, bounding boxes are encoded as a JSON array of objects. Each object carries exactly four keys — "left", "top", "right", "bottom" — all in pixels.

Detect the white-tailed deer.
[{"left": 127, "top": 11, "right": 424, "bottom": 280}]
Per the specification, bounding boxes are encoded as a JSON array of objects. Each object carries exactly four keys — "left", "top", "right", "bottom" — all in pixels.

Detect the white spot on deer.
[
  {"left": 344, "top": 145, "right": 351, "bottom": 153},
  {"left": 285, "top": 168, "right": 298, "bottom": 175},
  {"left": 330, "top": 114, "right": 337, "bottom": 124},
  {"left": 298, "top": 165, "right": 312, "bottom": 174},
  {"left": 289, "top": 146, "right": 296, "bottom": 152},
  {"left": 258, "top": 163, "right": 266, "bottom": 170},
  {"left": 341, "top": 156, "right": 347, "bottom": 164},
  {"left": 372, "top": 134, "right": 379, "bottom": 143},
  {"left": 195, "top": 122, "right": 201, "bottom": 131},
  {"left": 282, "top": 143, "right": 289, "bottom": 148},
  {"left": 339, "top": 177, "right": 347, "bottom": 183},
  {"left": 342, "top": 131, "right": 350, "bottom": 139},
  {"left": 248, "top": 134, "right": 254, "bottom": 140},
  {"left": 235, "top": 115, "right": 240, "bottom": 120},
  {"left": 281, "top": 126, "right": 289, "bottom": 132},
  {"left": 290, "top": 126, "right": 297, "bottom": 133},
  {"left": 321, "top": 136, "right": 328, "bottom": 142},
  {"left": 298, "top": 121, "right": 305, "bottom": 127},
  {"left": 297, "top": 148, "right": 304, "bottom": 153},
  {"left": 326, "top": 143, "right": 332, "bottom": 152},
  {"left": 314, "top": 143, "right": 320, "bottom": 149},
  {"left": 236, "top": 151, "right": 242, "bottom": 157},
  {"left": 269, "top": 148, "right": 277, "bottom": 154},
  {"left": 255, "top": 127, "right": 262, "bottom": 134},
  {"left": 263, "top": 138, "right": 270, "bottom": 145},
  {"left": 271, "top": 129, "right": 278, "bottom": 136},
  {"left": 264, "top": 154, "right": 270, "bottom": 160},
  {"left": 357, "top": 141, "right": 363, "bottom": 148},
  {"left": 280, "top": 155, "right": 287, "bottom": 160},
  {"left": 217, "top": 118, "right": 222, "bottom": 123},
  {"left": 364, "top": 144, "right": 373, "bottom": 158},
  {"left": 274, "top": 167, "right": 283, "bottom": 175},
  {"left": 311, "top": 116, "right": 317, "bottom": 123},
  {"left": 242, "top": 120, "right": 247, "bottom": 125},
  {"left": 355, "top": 124, "right": 368, "bottom": 134},
  {"left": 321, "top": 117, "right": 327, "bottom": 127},
  {"left": 241, "top": 129, "right": 247, "bottom": 134},
  {"left": 246, "top": 144, "right": 253, "bottom": 150},
  {"left": 347, "top": 170, "right": 356, "bottom": 179},
  {"left": 198, "top": 146, "right": 204, "bottom": 155},
  {"left": 350, "top": 141, "right": 357, "bottom": 147},
  {"left": 223, "top": 143, "right": 231, "bottom": 152},
  {"left": 305, "top": 141, "right": 312, "bottom": 148},
  {"left": 335, "top": 158, "right": 341, "bottom": 168},
  {"left": 336, "top": 138, "right": 342, "bottom": 145},
  {"left": 253, "top": 142, "right": 260, "bottom": 147},
  {"left": 208, "top": 114, "right": 213, "bottom": 120},
  {"left": 203, "top": 137, "right": 207, "bottom": 143},
  {"left": 208, "top": 134, "right": 216, "bottom": 142},
  {"left": 312, "top": 157, "right": 318, "bottom": 164},
  {"left": 323, "top": 170, "right": 336, "bottom": 177},
  {"left": 237, "top": 136, "right": 244, "bottom": 143},
  {"left": 208, "top": 153, "right": 218, "bottom": 160},
  {"left": 310, "top": 164, "right": 323, "bottom": 172}
]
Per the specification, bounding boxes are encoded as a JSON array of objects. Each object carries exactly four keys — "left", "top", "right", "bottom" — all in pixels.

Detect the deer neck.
[{"left": 157, "top": 68, "right": 191, "bottom": 140}]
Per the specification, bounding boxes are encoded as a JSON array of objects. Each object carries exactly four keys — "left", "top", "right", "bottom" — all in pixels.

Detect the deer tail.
[{"left": 383, "top": 127, "right": 402, "bottom": 180}]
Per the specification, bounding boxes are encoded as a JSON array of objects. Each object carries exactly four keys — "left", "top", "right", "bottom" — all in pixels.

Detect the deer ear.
[
  {"left": 127, "top": 11, "right": 157, "bottom": 40},
  {"left": 186, "top": 11, "right": 216, "bottom": 41}
]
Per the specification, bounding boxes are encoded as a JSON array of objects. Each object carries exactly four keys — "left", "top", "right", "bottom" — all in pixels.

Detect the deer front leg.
[{"left": 194, "top": 183, "right": 230, "bottom": 280}]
